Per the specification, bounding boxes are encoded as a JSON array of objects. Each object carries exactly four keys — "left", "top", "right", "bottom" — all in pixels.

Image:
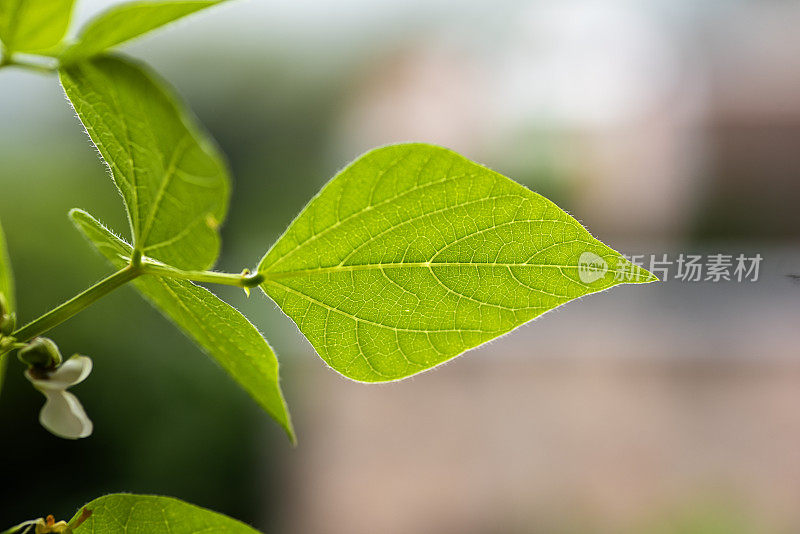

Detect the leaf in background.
[
  {"left": 69, "top": 493, "right": 262, "bottom": 533},
  {"left": 0, "top": 218, "right": 12, "bottom": 319},
  {"left": 62, "top": 1, "right": 225, "bottom": 62},
  {"left": 0, "top": 0, "right": 74, "bottom": 53},
  {"left": 70, "top": 209, "right": 294, "bottom": 443},
  {"left": 60, "top": 55, "right": 229, "bottom": 271},
  {"left": 258, "top": 143, "right": 657, "bottom": 382},
  {"left": 0, "top": 217, "right": 14, "bottom": 397}
]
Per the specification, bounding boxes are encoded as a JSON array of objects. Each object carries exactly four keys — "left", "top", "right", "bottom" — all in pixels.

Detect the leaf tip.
[
  {"left": 618, "top": 257, "right": 660, "bottom": 285},
  {"left": 67, "top": 207, "right": 86, "bottom": 221},
  {"left": 642, "top": 270, "right": 661, "bottom": 284}
]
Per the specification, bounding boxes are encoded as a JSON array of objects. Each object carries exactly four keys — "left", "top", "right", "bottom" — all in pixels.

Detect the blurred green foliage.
[{"left": 0, "top": 48, "right": 340, "bottom": 522}]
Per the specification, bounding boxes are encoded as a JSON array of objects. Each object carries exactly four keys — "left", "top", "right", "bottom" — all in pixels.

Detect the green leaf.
[
  {"left": 0, "top": 217, "right": 14, "bottom": 397},
  {"left": 258, "top": 143, "right": 657, "bottom": 382},
  {"left": 70, "top": 209, "right": 294, "bottom": 443},
  {"left": 59, "top": 55, "right": 230, "bottom": 271},
  {"left": 62, "top": 1, "right": 225, "bottom": 62},
  {"left": 0, "top": 0, "right": 74, "bottom": 53},
  {"left": 69, "top": 493, "right": 262, "bottom": 533},
  {"left": 0, "top": 217, "right": 12, "bottom": 319}
]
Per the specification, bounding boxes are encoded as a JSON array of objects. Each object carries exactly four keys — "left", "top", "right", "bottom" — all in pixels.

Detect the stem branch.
[
  {"left": 8, "top": 258, "right": 262, "bottom": 344},
  {"left": 0, "top": 46, "right": 57, "bottom": 74},
  {"left": 0, "top": 57, "right": 57, "bottom": 74},
  {"left": 140, "top": 261, "right": 264, "bottom": 288}
]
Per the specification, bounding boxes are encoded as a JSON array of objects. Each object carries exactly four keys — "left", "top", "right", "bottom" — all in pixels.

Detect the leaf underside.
[
  {"left": 258, "top": 143, "right": 657, "bottom": 382},
  {"left": 71, "top": 209, "right": 294, "bottom": 443},
  {"left": 0, "top": 0, "right": 75, "bottom": 53},
  {"left": 70, "top": 493, "right": 261, "bottom": 533},
  {"left": 62, "top": 1, "right": 225, "bottom": 61},
  {"left": 59, "top": 55, "right": 229, "bottom": 271}
]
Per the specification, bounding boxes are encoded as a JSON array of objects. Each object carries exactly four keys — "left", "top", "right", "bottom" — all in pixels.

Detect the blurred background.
[{"left": 1, "top": 0, "right": 799, "bottom": 532}]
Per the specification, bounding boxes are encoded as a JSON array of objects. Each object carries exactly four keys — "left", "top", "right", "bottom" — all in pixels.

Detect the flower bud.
[
  {"left": 0, "top": 293, "right": 13, "bottom": 336},
  {"left": 0, "top": 311, "right": 15, "bottom": 337},
  {"left": 18, "top": 337, "right": 63, "bottom": 369}
]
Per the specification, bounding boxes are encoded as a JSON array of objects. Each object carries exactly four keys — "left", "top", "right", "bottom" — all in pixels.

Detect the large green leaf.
[
  {"left": 0, "top": 0, "right": 74, "bottom": 53},
  {"left": 60, "top": 55, "right": 229, "bottom": 271},
  {"left": 258, "top": 143, "right": 657, "bottom": 382},
  {"left": 68, "top": 493, "right": 261, "bottom": 533},
  {"left": 0, "top": 217, "right": 14, "bottom": 397},
  {"left": 70, "top": 209, "right": 294, "bottom": 442},
  {"left": 62, "top": 1, "right": 225, "bottom": 62}
]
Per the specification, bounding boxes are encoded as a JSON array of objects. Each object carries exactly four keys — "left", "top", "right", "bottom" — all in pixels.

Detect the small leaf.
[
  {"left": 258, "top": 144, "right": 657, "bottom": 382},
  {"left": 0, "top": 0, "right": 75, "bottom": 53},
  {"left": 0, "top": 217, "right": 13, "bottom": 319},
  {"left": 62, "top": 1, "right": 226, "bottom": 62},
  {"left": 70, "top": 209, "right": 294, "bottom": 443},
  {"left": 0, "top": 217, "right": 14, "bottom": 397},
  {"left": 69, "top": 493, "right": 262, "bottom": 533},
  {"left": 60, "top": 55, "right": 230, "bottom": 271}
]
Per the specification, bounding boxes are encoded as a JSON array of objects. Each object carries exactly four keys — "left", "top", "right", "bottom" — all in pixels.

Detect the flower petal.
[
  {"left": 39, "top": 390, "right": 93, "bottom": 439},
  {"left": 26, "top": 355, "right": 93, "bottom": 390}
]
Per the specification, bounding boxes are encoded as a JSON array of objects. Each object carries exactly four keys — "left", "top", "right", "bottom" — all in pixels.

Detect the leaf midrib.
[{"left": 262, "top": 261, "right": 629, "bottom": 279}]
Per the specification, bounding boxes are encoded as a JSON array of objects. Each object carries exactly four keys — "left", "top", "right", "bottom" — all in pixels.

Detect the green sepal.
[{"left": 18, "top": 337, "right": 62, "bottom": 369}]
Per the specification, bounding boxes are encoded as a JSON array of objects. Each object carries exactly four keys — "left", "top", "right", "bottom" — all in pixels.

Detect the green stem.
[
  {"left": 0, "top": 49, "right": 57, "bottom": 74},
  {"left": 140, "top": 261, "right": 264, "bottom": 288},
  {"left": 12, "top": 266, "right": 140, "bottom": 343},
  {"left": 0, "top": 340, "right": 26, "bottom": 356},
  {"left": 0, "top": 58, "right": 56, "bottom": 74},
  {"left": 8, "top": 259, "right": 262, "bottom": 344}
]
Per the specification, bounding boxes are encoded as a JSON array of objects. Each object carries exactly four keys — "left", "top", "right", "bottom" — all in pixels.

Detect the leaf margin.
[
  {"left": 60, "top": 0, "right": 227, "bottom": 62},
  {"left": 69, "top": 492, "right": 262, "bottom": 533}
]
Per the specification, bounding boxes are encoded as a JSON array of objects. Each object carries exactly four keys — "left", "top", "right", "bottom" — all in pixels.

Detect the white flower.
[{"left": 24, "top": 355, "right": 93, "bottom": 439}]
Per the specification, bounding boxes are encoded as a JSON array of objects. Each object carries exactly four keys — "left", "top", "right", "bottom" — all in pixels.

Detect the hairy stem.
[
  {"left": 12, "top": 266, "right": 140, "bottom": 343},
  {"left": 140, "top": 261, "right": 264, "bottom": 288},
  {"left": 8, "top": 259, "right": 262, "bottom": 344}
]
